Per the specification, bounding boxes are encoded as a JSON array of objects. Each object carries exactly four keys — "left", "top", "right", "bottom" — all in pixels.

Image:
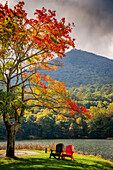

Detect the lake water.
[{"left": 0, "top": 139, "right": 113, "bottom": 162}]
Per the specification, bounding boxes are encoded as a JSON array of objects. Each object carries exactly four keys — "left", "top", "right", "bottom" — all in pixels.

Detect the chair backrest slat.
[
  {"left": 56, "top": 143, "right": 64, "bottom": 153},
  {"left": 66, "top": 145, "right": 74, "bottom": 154}
]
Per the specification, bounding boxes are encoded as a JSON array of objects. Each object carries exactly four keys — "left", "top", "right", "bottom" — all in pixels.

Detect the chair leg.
[
  {"left": 61, "top": 155, "right": 65, "bottom": 160},
  {"left": 71, "top": 156, "right": 74, "bottom": 160}
]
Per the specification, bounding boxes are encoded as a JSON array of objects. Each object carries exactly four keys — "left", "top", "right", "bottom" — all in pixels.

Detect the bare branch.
[{"left": 10, "top": 71, "right": 35, "bottom": 89}]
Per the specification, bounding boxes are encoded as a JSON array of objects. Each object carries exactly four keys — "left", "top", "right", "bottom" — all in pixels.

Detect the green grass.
[{"left": 0, "top": 151, "right": 113, "bottom": 169}]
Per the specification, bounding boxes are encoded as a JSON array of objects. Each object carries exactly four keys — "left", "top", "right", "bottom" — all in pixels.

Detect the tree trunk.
[
  {"left": 3, "top": 108, "right": 23, "bottom": 158},
  {"left": 6, "top": 124, "right": 15, "bottom": 157}
]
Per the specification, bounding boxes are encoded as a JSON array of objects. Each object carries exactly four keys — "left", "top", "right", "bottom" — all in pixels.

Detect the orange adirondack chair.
[{"left": 61, "top": 145, "right": 74, "bottom": 160}]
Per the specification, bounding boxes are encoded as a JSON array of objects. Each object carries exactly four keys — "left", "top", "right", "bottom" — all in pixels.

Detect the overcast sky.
[{"left": 1, "top": 0, "right": 113, "bottom": 59}]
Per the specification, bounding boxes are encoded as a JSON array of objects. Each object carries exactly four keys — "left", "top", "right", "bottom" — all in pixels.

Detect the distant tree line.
[{"left": 0, "top": 84, "right": 113, "bottom": 140}]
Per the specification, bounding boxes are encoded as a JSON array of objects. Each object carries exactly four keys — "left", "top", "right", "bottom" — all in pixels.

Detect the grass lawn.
[{"left": 0, "top": 150, "right": 113, "bottom": 169}]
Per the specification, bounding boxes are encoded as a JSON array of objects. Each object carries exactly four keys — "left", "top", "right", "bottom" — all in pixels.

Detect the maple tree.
[{"left": 0, "top": 1, "right": 90, "bottom": 157}]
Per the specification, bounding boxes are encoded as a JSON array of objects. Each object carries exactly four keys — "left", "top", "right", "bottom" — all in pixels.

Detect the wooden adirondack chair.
[
  {"left": 61, "top": 145, "right": 74, "bottom": 160},
  {"left": 49, "top": 143, "right": 64, "bottom": 159}
]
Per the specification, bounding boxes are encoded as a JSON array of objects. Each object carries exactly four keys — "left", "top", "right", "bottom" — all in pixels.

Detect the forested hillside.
[
  {"left": 1, "top": 84, "right": 113, "bottom": 140},
  {"left": 48, "top": 49, "right": 113, "bottom": 87},
  {"left": 68, "top": 84, "right": 113, "bottom": 108}
]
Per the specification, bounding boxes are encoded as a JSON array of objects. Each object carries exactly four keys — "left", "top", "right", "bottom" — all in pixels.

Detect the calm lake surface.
[{"left": 0, "top": 139, "right": 113, "bottom": 162}]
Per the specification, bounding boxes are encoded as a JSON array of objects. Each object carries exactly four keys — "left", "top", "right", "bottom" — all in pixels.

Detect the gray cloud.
[{"left": 2, "top": 0, "right": 113, "bottom": 59}]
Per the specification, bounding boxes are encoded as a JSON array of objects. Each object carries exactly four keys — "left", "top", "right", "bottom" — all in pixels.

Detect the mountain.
[{"left": 48, "top": 49, "right": 113, "bottom": 87}]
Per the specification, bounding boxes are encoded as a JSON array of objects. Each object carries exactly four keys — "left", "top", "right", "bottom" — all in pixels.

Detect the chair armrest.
[
  {"left": 61, "top": 150, "right": 65, "bottom": 154},
  {"left": 50, "top": 149, "right": 54, "bottom": 153},
  {"left": 50, "top": 149, "right": 56, "bottom": 153}
]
